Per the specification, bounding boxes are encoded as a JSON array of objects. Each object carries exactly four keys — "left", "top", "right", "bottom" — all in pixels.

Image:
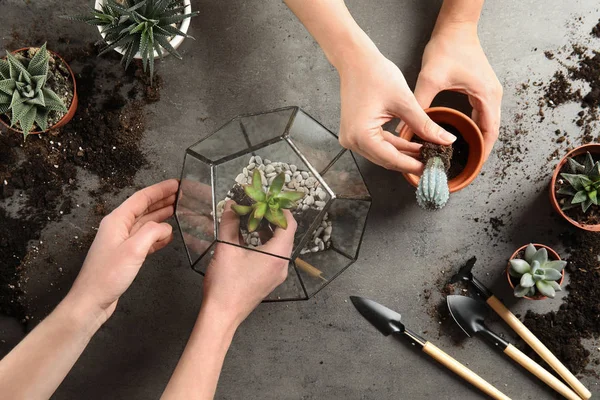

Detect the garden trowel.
[
  {"left": 350, "top": 296, "right": 511, "bottom": 400},
  {"left": 450, "top": 257, "right": 591, "bottom": 399},
  {"left": 446, "top": 295, "right": 581, "bottom": 400}
]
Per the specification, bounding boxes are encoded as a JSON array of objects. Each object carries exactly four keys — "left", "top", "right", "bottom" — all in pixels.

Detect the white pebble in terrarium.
[{"left": 216, "top": 156, "right": 333, "bottom": 254}]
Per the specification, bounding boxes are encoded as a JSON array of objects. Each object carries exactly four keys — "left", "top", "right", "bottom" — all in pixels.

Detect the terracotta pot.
[
  {"left": 0, "top": 47, "right": 78, "bottom": 135},
  {"left": 549, "top": 143, "right": 600, "bottom": 232},
  {"left": 506, "top": 244, "right": 565, "bottom": 301},
  {"left": 398, "top": 107, "right": 485, "bottom": 193}
]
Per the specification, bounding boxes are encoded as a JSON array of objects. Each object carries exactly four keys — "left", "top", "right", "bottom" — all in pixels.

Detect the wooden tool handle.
[
  {"left": 504, "top": 344, "right": 581, "bottom": 400},
  {"left": 487, "top": 296, "right": 591, "bottom": 399},
  {"left": 422, "top": 342, "right": 511, "bottom": 400}
]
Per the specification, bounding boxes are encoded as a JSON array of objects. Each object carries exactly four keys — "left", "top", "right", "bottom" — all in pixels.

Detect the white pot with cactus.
[{"left": 69, "top": 0, "right": 198, "bottom": 78}]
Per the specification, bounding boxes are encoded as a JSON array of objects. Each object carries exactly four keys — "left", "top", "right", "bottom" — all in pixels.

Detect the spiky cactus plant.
[
  {"left": 0, "top": 43, "right": 68, "bottom": 139},
  {"left": 67, "top": 0, "right": 198, "bottom": 80},
  {"left": 233, "top": 169, "right": 304, "bottom": 232},
  {"left": 416, "top": 157, "right": 450, "bottom": 210}
]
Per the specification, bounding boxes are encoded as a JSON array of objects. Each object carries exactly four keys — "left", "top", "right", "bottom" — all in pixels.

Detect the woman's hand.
[
  {"left": 67, "top": 179, "right": 179, "bottom": 325},
  {"left": 408, "top": 21, "right": 502, "bottom": 159},
  {"left": 201, "top": 202, "right": 297, "bottom": 329},
  {"left": 337, "top": 50, "right": 457, "bottom": 175}
]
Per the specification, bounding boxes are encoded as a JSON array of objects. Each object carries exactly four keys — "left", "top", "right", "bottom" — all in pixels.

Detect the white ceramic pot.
[{"left": 94, "top": 0, "right": 192, "bottom": 59}]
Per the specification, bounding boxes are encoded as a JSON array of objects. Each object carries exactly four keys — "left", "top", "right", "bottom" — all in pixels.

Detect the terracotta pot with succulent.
[
  {"left": 506, "top": 243, "right": 566, "bottom": 300},
  {"left": 398, "top": 107, "right": 485, "bottom": 210},
  {"left": 550, "top": 144, "right": 600, "bottom": 231},
  {"left": 0, "top": 43, "right": 77, "bottom": 139},
  {"left": 67, "top": 0, "right": 198, "bottom": 80}
]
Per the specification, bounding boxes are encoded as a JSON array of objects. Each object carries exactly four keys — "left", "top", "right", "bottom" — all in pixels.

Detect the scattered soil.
[
  {"left": 592, "top": 19, "right": 600, "bottom": 38},
  {"left": 0, "top": 40, "right": 160, "bottom": 325},
  {"left": 520, "top": 231, "right": 600, "bottom": 375},
  {"left": 543, "top": 71, "right": 581, "bottom": 107},
  {"left": 554, "top": 153, "right": 600, "bottom": 226},
  {"left": 0, "top": 47, "right": 74, "bottom": 132}
]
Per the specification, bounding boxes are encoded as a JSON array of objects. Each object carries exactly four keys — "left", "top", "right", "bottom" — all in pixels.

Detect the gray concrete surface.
[{"left": 1, "top": 0, "right": 600, "bottom": 398}]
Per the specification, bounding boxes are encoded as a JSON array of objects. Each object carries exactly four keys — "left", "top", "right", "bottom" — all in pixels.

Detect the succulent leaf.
[
  {"left": 524, "top": 243, "right": 537, "bottom": 260},
  {"left": 244, "top": 184, "right": 266, "bottom": 203},
  {"left": 510, "top": 259, "right": 531, "bottom": 275},
  {"left": 232, "top": 204, "right": 252, "bottom": 216},
  {"left": 520, "top": 273, "right": 534, "bottom": 288},
  {"left": 549, "top": 281, "right": 562, "bottom": 291},
  {"left": 247, "top": 210, "right": 261, "bottom": 233},
  {"left": 530, "top": 248, "right": 548, "bottom": 266},
  {"left": 542, "top": 268, "right": 563, "bottom": 281},
  {"left": 253, "top": 202, "right": 267, "bottom": 219},
  {"left": 536, "top": 280, "right": 556, "bottom": 298},
  {"left": 265, "top": 207, "right": 287, "bottom": 229},
  {"left": 268, "top": 173, "right": 285, "bottom": 197},
  {"left": 276, "top": 190, "right": 305, "bottom": 203},
  {"left": 545, "top": 260, "right": 567, "bottom": 271},
  {"left": 514, "top": 284, "right": 531, "bottom": 297},
  {"left": 571, "top": 190, "right": 588, "bottom": 204}
]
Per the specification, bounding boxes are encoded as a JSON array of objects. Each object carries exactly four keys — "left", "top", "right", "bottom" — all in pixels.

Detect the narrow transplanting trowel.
[
  {"left": 450, "top": 257, "right": 591, "bottom": 400},
  {"left": 446, "top": 295, "right": 580, "bottom": 400},
  {"left": 349, "top": 296, "right": 511, "bottom": 400}
]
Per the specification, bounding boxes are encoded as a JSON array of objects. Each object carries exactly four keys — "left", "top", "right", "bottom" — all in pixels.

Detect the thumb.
[
  {"left": 414, "top": 76, "right": 439, "bottom": 109},
  {"left": 126, "top": 221, "right": 173, "bottom": 259},
  {"left": 394, "top": 96, "right": 456, "bottom": 145},
  {"left": 260, "top": 210, "right": 297, "bottom": 258},
  {"left": 218, "top": 201, "right": 241, "bottom": 243}
]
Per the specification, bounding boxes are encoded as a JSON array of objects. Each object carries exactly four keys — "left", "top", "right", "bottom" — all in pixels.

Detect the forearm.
[
  {"left": 161, "top": 304, "right": 237, "bottom": 400},
  {"left": 434, "top": 0, "right": 484, "bottom": 34},
  {"left": 0, "top": 295, "right": 104, "bottom": 399},
  {"left": 284, "top": 0, "right": 381, "bottom": 71}
]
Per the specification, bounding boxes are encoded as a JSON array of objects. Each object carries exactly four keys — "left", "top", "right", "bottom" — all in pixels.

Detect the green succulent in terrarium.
[
  {"left": 558, "top": 152, "right": 600, "bottom": 213},
  {"left": 509, "top": 244, "right": 567, "bottom": 298},
  {"left": 232, "top": 169, "right": 304, "bottom": 232},
  {"left": 0, "top": 43, "right": 67, "bottom": 138},
  {"left": 67, "top": 0, "right": 198, "bottom": 80},
  {"left": 416, "top": 157, "right": 450, "bottom": 210}
]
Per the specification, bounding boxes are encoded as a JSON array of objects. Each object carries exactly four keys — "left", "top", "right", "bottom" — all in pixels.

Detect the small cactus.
[{"left": 416, "top": 157, "right": 449, "bottom": 210}]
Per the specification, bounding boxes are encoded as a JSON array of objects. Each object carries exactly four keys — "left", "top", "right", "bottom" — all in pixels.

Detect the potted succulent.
[
  {"left": 175, "top": 107, "right": 372, "bottom": 301},
  {"left": 398, "top": 107, "right": 485, "bottom": 210},
  {"left": 68, "top": 0, "right": 198, "bottom": 80},
  {"left": 506, "top": 243, "right": 566, "bottom": 300},
  {"left": 550, "top": 144, "right": 600, "bottom": 231},
  {"left": 0, "top": 43, "right": 78, "bottom": 139}
]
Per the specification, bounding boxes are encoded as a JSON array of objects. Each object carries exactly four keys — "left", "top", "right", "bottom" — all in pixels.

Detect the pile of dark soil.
[
  {"left": 0, "top": 42, "right": 161, "bottom": 324},
  {"left": 520, "top": 231, "right": 600, "bottom": 375}
]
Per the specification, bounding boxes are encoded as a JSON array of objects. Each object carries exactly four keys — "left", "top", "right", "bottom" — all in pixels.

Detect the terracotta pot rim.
[
  {"left": 398, "top": 106, "right": 485, "bottom": 193},
  {"left": 506, "top": 243, "right": 565, "bottom": 301},
  {"left": 549, "top": 143, "right": 600, "bottom": 232},
  {"left": 0, "top": 47, "right": 78, "bottom": 135}
]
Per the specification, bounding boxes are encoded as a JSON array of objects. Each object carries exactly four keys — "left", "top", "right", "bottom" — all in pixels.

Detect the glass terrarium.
[{"left": 175, "top": 107, "right": 371, "bottom": 300}]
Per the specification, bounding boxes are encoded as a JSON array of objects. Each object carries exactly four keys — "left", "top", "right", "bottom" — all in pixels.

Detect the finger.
[
  {"left": 395, "top": 97, "right": 456, "bottom": 145},
  {"left": 414, "top": 74, "right": 440, "bottom": 109},
  {"left": 260, "top": 210, "right": 297, "bottom": 258},
  {"left": 381, "top": 130, "right": 422, "bottom": 153},
  {"left": 145, "top": 194, "right": 176, "bottom": 216},
  {"left": 126, "top": 221, "right": 173, "bottom": 259},
  {"left": 131, "top": 205, "right": 174, "bottom": 236},
  {"left": 357, "top": 129, "right": 425, "bottom": 175},
  {"left": 148, "top": 233, "right": 174, "bottom": 254},
  {"left": 471, "top": 99, "right": 501, "bottom": 160},
  {"left": 113, "top": 179, "right": 179, "bottom": 228},
  {"left": 218, "top": 201, "right": 241, "bottom": 244}
]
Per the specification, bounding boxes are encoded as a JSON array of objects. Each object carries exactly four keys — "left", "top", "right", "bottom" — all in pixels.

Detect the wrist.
[
  {"left": 197, "top": 300, "right": 240, "bottom": 340},
  {"left": 58, "top": 293, "right": 109, "bottom": 335},
  {"left": 327, "top": 26, "right": 382, "bottom": 74},
  {"left": 433, "top": 0, "right": 482, "bottom": 37}
]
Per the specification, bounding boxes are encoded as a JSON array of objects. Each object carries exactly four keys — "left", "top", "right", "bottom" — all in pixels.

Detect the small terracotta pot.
[
  {"left": 549, "top": 143, "right": 600, "bottom": 232},
  {"left": 0, "top": 47, "right": 78, "bottom": 135},
  {"left": 398, "top": 107, "right": 485, "bottom": 193},
  {"left": 506, "top": 243, "right": 565, "bottom": 301}
]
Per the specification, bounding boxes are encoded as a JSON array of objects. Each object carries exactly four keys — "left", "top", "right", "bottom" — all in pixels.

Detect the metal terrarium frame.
[{"left": 175, "top": 106, "right": 372, "bottom": 301}]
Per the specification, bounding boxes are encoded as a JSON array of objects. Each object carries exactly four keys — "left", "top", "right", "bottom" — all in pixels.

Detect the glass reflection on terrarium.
[{"left": 175, "top": 107, "right": 371, "bottom": 300}]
